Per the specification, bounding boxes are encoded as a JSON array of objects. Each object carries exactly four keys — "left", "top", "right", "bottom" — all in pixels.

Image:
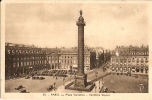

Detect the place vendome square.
[{"left": 1, "top": 1, "right": 152, "bottom": 100}]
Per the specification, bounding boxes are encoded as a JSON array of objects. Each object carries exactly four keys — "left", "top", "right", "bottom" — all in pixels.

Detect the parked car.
[
  {"left": 25, "top": 76, "right": 30, "bottom": 79},
  {"left": 126, "top": 72, "right": 131, "bottom": 76},
  {"left": 110, "top": 90, "right": 115, "bottom": 93},
  {"left": 19, "top": 89, "right": 30, "bottom": 93},
  {"left": 32, "top": 76, "right": 37, "bottom": 79},
  {"left": 15, "top": 85, "right": 25, "bottom": 90},
  {"left": 32, "top": 76, "right": 45, "bottom": 80},
  {"left": 39, "top": 77, "right": 45, "bottom": 80},
  {"left": 59, "top": 74, "right": 68, "bottom": 77},
  {"left": 47, "top": 85, "right": 54, "bottom": 91}
]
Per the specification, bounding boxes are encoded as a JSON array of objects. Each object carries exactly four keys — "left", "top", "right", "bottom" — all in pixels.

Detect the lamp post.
[
  {"left": 138, "top": 84, "right": 144, "bottom": 93},
  {"left": 63, "top": 77, "right": 65, "bottom": 86},
  {"left": 54, "top": 82, "right": 56, "bottom": 88},
  {"left": 96, "top": 74, "right": 97, "bottom": 81},
  {"left": 54, "top": 82, "right": 56, "bottom": 93},
  {"left": 102, "top": 78, "right": 104, "bottom": 85},
  {"left": 95, "top": 72, "right": 98, "bottom": 81},
  {"left": 95, "top": 85, "right": 97, "bottom": 93},
  {"left": 99, "top": 81, "right": 100, "bottom": 89},
  {"left": 74, "top": 73, "right": 76, "bottom": 78},
  {"left": 147, "top": 77, "right": 148, "bottom": 85}
]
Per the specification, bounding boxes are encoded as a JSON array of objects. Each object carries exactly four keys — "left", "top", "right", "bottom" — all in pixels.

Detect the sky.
[{"left": 5, "top": 3, "right": 149, "bottom": 50}]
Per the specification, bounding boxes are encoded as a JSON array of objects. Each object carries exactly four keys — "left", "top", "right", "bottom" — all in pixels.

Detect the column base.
[{"left": 74, "top": 74, "right": 87, "bottom": 88}]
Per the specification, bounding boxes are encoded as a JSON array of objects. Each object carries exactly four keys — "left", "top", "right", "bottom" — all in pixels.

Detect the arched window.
[{"left": 124, "top": 67, "right": 127, "bottom": 72}]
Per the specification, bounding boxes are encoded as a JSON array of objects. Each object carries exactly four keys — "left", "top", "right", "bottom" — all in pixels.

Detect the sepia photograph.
[{"left": 1, "top": 0, "right": 152, "bottom": 99}]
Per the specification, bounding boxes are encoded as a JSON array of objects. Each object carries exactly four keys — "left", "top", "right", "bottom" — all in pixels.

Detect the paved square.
[
  {"left": 101, "top": 74, "right": 148, "bottom": 93},
  {"left": 5, "top": 66, "right": 148, "bottom": 93}
]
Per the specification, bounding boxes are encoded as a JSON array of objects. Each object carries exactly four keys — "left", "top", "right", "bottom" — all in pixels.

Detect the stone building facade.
[
  {"left": 5, "top": 43, "right": 49, "bottom": 79},
  {"left": 58, "top": 48, "right": 96, "bottom": 71},
  {"left": 43, "top": 48, "right": 59, "bottom": 70},
  {"left": 45, "top": 46, "right": 96, "bottom": 71},
  {"left": 110, "top": 45, "right": 149, "bottom": 75}
]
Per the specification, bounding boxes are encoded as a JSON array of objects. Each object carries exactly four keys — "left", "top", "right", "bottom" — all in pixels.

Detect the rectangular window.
[
  {"left": 21, "top": 62, "right": 22, "bottom": 66},
  {"left": 13, "top": 63, "right": 15, "bottom": 67},
  {"left": 136, "top": 68, "right": 139, "bottom": 72},
  {"left": 145, "top": 69, "right": 148, "bottom": 73},
  {"left": 120, "top": 59, "right": 123, "bottom": 63},
  {"left": 18, "top": 62, "right": 20, "bottom": 67},
  {"left": 128, "top": 59, "right": 131, "bottom": 63},
  {"left": 124, "top": 59, "right": 127, "bottom": 63},
  {"left": 141, "top": 69, "right": 143, "bottom": 73},
  {"left": 145, "top": 58, "right": 148, "bottom": 63},
  {"left": 24, "top": 62, "right": 26, "bottom": 66}
]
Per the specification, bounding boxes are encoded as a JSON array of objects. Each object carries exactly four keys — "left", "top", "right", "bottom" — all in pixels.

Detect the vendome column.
[{"left": 74, "top": 10, "right": 87, "bottom": 88}]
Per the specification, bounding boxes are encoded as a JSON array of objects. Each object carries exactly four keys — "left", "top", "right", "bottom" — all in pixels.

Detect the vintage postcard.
[{"left": 1, "top": 0, "right": 152, "bottom": 99}]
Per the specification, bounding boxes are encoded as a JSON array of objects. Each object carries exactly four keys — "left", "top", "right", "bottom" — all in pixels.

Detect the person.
[
  {"left": 103, "top": 87, "right": 106, "bottom": 92},
  {"left": 102, "top": 81, "right": 104, "bottom": 85}
]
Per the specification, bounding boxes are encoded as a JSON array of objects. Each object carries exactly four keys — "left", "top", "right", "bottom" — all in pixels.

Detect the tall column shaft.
[
  {"left": 74, "top": 10, "right": 87, "bottom": 88},
  {"left": 78, "top": 25, "right": 84, "bottom": 76}
]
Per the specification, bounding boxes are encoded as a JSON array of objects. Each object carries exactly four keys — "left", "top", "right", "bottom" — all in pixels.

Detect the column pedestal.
[{"left": 74, "top": 74, "right": 87, "bottom": 88}]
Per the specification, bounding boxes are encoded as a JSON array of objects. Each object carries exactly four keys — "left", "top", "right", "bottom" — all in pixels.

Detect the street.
[
  {"left": 5, "top": 63, "right": 108, "bottom": 93},
  {"left": 5, "top": 61, "right": 148, "bottom": 93}
]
